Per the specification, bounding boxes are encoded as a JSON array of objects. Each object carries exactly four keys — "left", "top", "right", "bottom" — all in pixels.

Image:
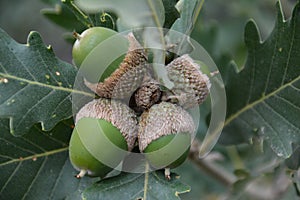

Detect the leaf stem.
[
  {"left": 143, "top": 162, "right": 150, "bottom": 200},
  {"left": 226, "top": 146, "right": 245, "bottom": 170}
]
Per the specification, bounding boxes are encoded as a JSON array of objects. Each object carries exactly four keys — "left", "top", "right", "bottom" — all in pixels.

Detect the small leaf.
[
  {"left": 166, "top": 0, "right": 204, "bottom": 54},
  {"left": 168, "top": 0, "right": 202, "bottom": 35},
  {"left": 82, "top": 171, "right": 190, "bottom": 200},
  {"left": 0, "top": 28, "right": 83, "bottom": 136},
  {"left": 41, "top": 1, "right": 117, "bottom": 33},
  {"left": 0, "top": 118, "right": 96, "bottom": 200},
  {"left": 162, "top": 0, "right": 180, "bottom": 29},
  {"left": 219, "top": 2, "right": 300, "bottom": 158},
  {"left": 74, "top": 0, "right": 165, "bottom": 29},
  {"left": 41, "top": 2, "right": 87, "bottom": 32}
]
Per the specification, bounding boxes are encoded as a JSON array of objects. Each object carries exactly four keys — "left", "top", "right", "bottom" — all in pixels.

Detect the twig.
[{"left": 188, "top": 140, "right": 237, "bottom": 186}]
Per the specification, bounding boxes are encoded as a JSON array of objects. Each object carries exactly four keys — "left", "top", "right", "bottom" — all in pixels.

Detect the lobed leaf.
[
  {"left": 220, "top": 1, "right": 300, "bottom": 158},
  {"left": 0, "top": 28, "right": 80, "bottom": 136},
  {"left": 0, "top": 119, "right": 96, "bottom": 200},
  {"left": 41, "top": 2, "right": 88, "bottom": 32},
  {"left": 165, "top": 0, "right": 204, "bottom": 54},
  {"left": 82, "top": 171, "right": 190, "bottom": 200}
]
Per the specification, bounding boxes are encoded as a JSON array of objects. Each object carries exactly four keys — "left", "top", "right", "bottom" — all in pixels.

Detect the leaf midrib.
[
  {"left": 0, "top": 72, "right": 94, "bottom": 97},
  {"left": 225, "top": 75, "right": 300, "bottom": 126},
  {"left": 0, "top": 147, "right": 68, "bottom": 167}
]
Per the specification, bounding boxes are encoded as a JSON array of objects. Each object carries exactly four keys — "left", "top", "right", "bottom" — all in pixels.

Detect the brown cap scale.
[
  {"left": 165, "top": 54, "right": 211, "bottom": 109},
  {"left": 84, "top": 33, "right": 148, "bottom": 99},
  {"left": 134, "top": 76, "right": 162, "bottom": 111},
  {"left": 138, "top": 102, "right": 195, "bottom": 152},
  {"left": 76, "top": 98, "right": 138, "bottom": 151}
]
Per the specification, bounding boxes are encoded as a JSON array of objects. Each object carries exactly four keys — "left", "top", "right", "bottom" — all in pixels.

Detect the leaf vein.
[
  {"left": 263, "top": 100, "right": 300, "bottom": 130},
  {"left": 264, "top": 21, "right": 280, "bottom": 94},
  {"left": 14, "top": 90, "right": 55, "bottom": 130},
  {"left": 0, "top": 147, "right": 68, "bottom": 167},
  {"left": 21, "top": 157, "right": 48, "bottom": 200},
  {"left": 0, "top": 137, "right": 37, "bottom": 156},
  {"left": 94, "top": 173, "right": 143, "bottom": 193},
  {"left": 49, "top": 154, "right": 68, "bottom": 199},
  {"left": 0, "top": 162, "right": 22, "bottom": 194},
  {"left": 291, "top": 83, "right": 300, "bottom": 91},
  {"left": 49, "top": 94, "right": 72, "bottom": 118},
  {"left": 6, "top": 45, "right": 37, "bottom": 82},
  {"left": 21, "top": 135, "right": 47, "bottom": 153},
  {"left": 225, "top": 76, "right": 300, "bottom": 126},
  {"left": 246, "top": 48, "right": 256, "bottom": 104},
  {"left": 251, "top": 107, "right": 287, "bottom": 152},
  {"left": 281, "top": 11, "right": 296, "bottom": 86},
  {"left": 274, "top": 93, "right": 300, "bottom": 111},
  {"left": 0, "top": 72, "right": 94, "bottom": 97}
]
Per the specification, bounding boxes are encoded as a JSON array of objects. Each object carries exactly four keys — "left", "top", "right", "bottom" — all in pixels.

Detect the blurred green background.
[
  {"left": 0, "top": 0, "right": 72, "bottom": 62},
  {"left": 0, "top": 0, "right": 297, "bottom": 199}
]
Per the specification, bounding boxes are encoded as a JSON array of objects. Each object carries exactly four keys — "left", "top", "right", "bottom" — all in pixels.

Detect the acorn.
[
  {"left": 72, "top": 27, "right": 120, "bottom": 67},
  {"left": 84, "top": 32, "right": 148, "bottom": 99},
  {"left": 138, "top": 102, "right": 195, "bottom": 173},
  {"left": 165, "top": 54, "right": 211, "bottom": 109},
  {"left": 69, "top": 98, "right": 138, "bottom": 178},
  {"left": 134, "top": 76, "right": 162, "bottom": 112}
]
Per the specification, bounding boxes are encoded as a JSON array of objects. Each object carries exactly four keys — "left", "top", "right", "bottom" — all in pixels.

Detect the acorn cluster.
[{"left": 69, "top": 27, "right": 211, "bottom": 179}]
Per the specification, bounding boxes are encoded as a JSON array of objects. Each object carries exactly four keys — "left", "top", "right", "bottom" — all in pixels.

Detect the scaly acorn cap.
[
  {"left": 138, "top": 102, "right": 195, "bottom": 152},
  {"left": 165, "top": 54, "right": 211, "bottom": 109},
  {"left": 84, "top": 33, "right": 148, "bottom": 99},
  {"left": 134, "top": 76, "right": 162, "bottom": 111},
  {"left": 75, "top": 98, "right": 138, "bottom": 151}
]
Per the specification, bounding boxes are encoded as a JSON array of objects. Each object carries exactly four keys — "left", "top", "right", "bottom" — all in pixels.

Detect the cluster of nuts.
[{"left": 69, "top": 27, "right": 211, "bottom": 179}]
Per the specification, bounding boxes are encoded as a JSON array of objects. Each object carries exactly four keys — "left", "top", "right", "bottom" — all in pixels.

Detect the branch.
[{"left": 188, "top": 139, "right": 237, "bottom": 186}]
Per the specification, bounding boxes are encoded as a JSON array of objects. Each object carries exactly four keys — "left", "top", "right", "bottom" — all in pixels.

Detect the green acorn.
[
  {"left": 165, "top": 54, "right": 211, "bottom": 109},
  {"left": 72, "top": 27, "right": 121, "bottom": 67},
  {"left": 138, "top": 102, "right": 195, "bottom": 172},
  {"left": 69, "top": 98, "right": 138, "bottom": 178},
  {"left": 83, "top": 32, "right": 148, "bottom": 99}
]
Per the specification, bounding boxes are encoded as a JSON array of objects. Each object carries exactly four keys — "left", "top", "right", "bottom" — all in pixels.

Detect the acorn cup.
[
  {"left": 138, "top": 102, "right": 195, "bottom": 178},
  {"left": 165, "top": 54, "right": 211, "bottom": 109},
  {"left": 83, "top": 32, "right": 149, "bottom": 99},
  {"left": 133, "top": 76, "right": 162, "bottom": 112},
  {"left": 69, "top": 98, "right": 138, "bottom": 178}
]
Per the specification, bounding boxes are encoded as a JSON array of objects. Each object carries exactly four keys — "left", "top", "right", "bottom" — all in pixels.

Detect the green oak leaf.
[
  {"left": 82, "top": 171, "right": 190, "bottom": 200},
  {"left": 0, "top": 118, "right": 96, "bottom": 200},
  {"left": 165, "top": 0, "right": 204, "bottom": 55},
  {"left": 0, "top": 28, "right": 80, "bottom": 136},
  {"left": 168, "top": 0, "right": 201, "bottom": 35},
  {"left": 74, "top": 0, "right": 165, "bottom": 29},
  {"left": 41, "top": 1, "right": 88, "bottom": 32},
  {"left": 219, "top": 1, "right": 300, "bottom": 158},
  {"left": 41, "top": 0, "right": 117, "bottom": 33},
  {"left": 162, "top": 0, "right": 180, "bottom": 29}
]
